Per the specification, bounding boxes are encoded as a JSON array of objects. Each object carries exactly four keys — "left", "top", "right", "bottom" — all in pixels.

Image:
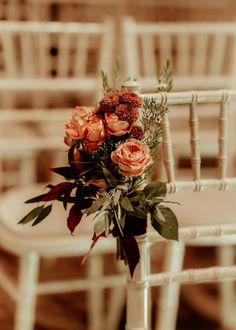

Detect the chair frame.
[{"left": 125, "top": 88, "right": 236, "bottom": 330}]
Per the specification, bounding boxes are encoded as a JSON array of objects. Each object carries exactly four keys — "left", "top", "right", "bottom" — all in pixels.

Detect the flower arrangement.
[{"left": 19, "top": 62, "right": 178, "bottom": 276}]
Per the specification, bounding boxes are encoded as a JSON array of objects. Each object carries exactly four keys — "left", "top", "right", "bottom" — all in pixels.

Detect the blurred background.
[{"left": 1, "top": 0, "right": 236, "bottom": 329}]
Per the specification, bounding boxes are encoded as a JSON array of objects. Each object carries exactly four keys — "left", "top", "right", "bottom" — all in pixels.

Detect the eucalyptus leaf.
[
  {"left": 144, "top": 182, "right": 167, "bottom": 199},
  {"left": 120, "top": 196, "right": 134, "bottom": 212},
  {"left": 86, "top": 195, "right": 109, "bottom": 215},
  {"left": 130, "top": 206, "right": 146, "bottom": 219},
  {"left": 102, "top": 168, "right": 117, "bottom": 187},
  {"left": 113, "top": 189, "right": 121, "bottom": 206},
  {"left": 32, "top": 205, "right": 52, "bottom": 226},
  {"left": 150, "top": 207, "right": 178, "bottom": 241},
  {"left": 18, "top": 205, "right": 45, "bottom": 224}
]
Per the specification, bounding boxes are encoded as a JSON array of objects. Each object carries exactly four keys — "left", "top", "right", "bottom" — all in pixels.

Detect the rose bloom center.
[{"left": 123, "top": 145, "right": 143, "bottom": 159}]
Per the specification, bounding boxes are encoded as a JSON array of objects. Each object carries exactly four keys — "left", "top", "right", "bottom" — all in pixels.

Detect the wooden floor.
[{"left": 0, "top": 246, "right": 226, "bottom": 330}]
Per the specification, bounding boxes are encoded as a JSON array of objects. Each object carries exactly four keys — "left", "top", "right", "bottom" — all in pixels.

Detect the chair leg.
[
  {"left": 87, "top": 254, "right": 104, "bottom": 330},
  {"left": 14, "top": 252, "right": 40, "bottom": 330},
  {"left": 217, "top": 245, "right": 236, "bottom": 330},
  {"left": 126, "top": 234, "right": 149, "bottom": 330},
  {"left": 155, "top": 241, "right": 185, "bottom": 330}
]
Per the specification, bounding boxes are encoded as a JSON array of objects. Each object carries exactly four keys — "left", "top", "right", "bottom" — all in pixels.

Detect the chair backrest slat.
[
  {"left": 189, "top": 100, "right": 201, "bottom": 181},
  {"left": 0, "top": 32, "right": 18, "bottom": 78},
  {"left": 158, "top": 34, "right": 172, "bottom": 72},
  {"left": 209, "top": 35, "right": 227, "bottom": 75},
  {"left": 176, "top": 35, "right": 189, "bottom": 75},
  {"left": 192, "top": 34, "right": 208, "bottom": 75},
  {"left": 20, "top": 32, "right": 35, "bottom": 77},
  {"left": 218, "top": 94, "right": 229, "bottom": 181},
  {"left": 140, "top": 34, "right": 156, "bottom": 76},
  {"left": 74, "top": 34, "right": 89, "bottom": 77}
]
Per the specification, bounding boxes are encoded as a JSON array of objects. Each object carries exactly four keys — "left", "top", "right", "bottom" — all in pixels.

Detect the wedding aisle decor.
[{"left": 19, "top": 62, "right": 178, "bottom": 276}]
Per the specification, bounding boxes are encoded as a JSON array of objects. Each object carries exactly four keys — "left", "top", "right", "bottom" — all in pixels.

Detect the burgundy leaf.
[
  {"left": 81, "top": 230, "right": 112, "bottom": 265},
  {"left": 67, "top": 203, "right": 83, "bottom": 234},
  {"left": 50, "top": 167, "right": 79, "bottom": 179},
  {"left": 120, "top": 234, "right": 140, "bottom": 278},
  {"left": 62, "top": 185, "right": 75, "bottom": 210},
  {"left": 68, "top": 144, "right": 77, "bottom": 168},
  {"left": 42, "top": 182, "right": 75, "bottom": 202}
]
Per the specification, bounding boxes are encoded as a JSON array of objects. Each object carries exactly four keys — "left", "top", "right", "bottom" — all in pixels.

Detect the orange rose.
[
  {"left": 64, "top": 106, "right": 95, "bottom": 144},
  {"left": 105, "top": 113, "right": 130, "bottom": 136},
  {"left": 84, "top": 116, "right": 107, "bottom": 153},
  {"left": 111, "top": 138, "right": 153, "bottom": 176}
]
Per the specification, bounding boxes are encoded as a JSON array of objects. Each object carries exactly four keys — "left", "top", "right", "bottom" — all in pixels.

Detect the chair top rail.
[
  {"left": 125, "top": 19, "right": 236, "bottom": 35},
  {"left": 0, "top": 109, "right": 69, "bottom": 122},
  {"left": 140, "top": 90, "right": 236, "bottom": 105},
  {"left": 0, "top": 21, "right": 108, "bottom": 34}
]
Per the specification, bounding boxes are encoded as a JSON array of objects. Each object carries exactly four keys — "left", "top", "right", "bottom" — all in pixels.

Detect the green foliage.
[{"left": 156, "top": 59, "right": 174, "bottom": 92}]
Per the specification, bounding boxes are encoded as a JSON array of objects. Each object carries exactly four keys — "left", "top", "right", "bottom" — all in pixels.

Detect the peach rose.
[
  {"left": 105, "top": 113, "right": 130, "bottom": 136},
  {"left": 84, "top": 115, "right": 107, "bottom": 153},
  {"left": 111, "top": 138, "right": 153, "bottom": 176},
  {"left": 64, "top": 106, "right": 95, "bottom": 144}
]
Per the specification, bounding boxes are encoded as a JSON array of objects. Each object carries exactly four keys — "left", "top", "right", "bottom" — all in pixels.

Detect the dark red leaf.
[
  {"left": 120, "top": 234, "right": 140, "bottom": 278},
  {"left": 68, "top": 144, "right": 77, "bottom": 168},
  {"left": 62, "top": 185, "right": 75, "bottom": 210},
  {"left": 42, "top": 182, "right": 76, "bottom": 202},
  {"left": 50, "top": 167, "right": 79, "bottom": 179},
  {"left": 67, "top": 204, "right": 83, "bottom": 234}
]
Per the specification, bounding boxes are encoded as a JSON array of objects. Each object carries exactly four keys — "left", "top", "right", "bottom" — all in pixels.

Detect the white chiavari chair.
[
  {"left": 0, "top": 19, "right": 114, "bottom": 108},
  {"left": 125, "top": 89, "right": 236, "bottom": 330},
  {"left": 0, "top": 109, "right": 126, "bottom": 330},
  {"left": 122, "top": 17, "right": 236, "bottom": 92}
]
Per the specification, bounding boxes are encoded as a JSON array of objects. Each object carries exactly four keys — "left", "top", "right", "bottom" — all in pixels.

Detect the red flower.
[
  {"left": 97, "top": 92, "right": 120, "bottom": 114},
  {"left": 115, "top": 104, "right": 139, "bottom": 124},
  {"left": 119, "top": 90, "right": 142, "bottom": 108},
  {"left": 130, "top": 125, "right": 144, "bottom": 139}
]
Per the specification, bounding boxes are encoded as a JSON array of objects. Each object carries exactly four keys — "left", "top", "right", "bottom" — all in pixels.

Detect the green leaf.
[
  {"left": 143, "top": 182, "right": 167, "bottom": 199},
  {"left": 18, "top": 205, "right": 45, "bottom": 224},
  {"left": 25, "top": 194, "right": 47, "bottom": 204},
  {"left": 93, "top": 212, "right": 110, "bottom": 236},
  {"left": 113, "top": 189, "right": 121, "bottom": 206},
  {"left": 32, "top": 205, "right": 52, "bottom": 226},
  {"left": 102, "top": 168, "right": 117, "bottom": 187},
  {"left": 86, "top": 195, "right": 109, "bottom": 215},
  {"left": 120, "top": 196, "right": 134, "bottom": 212},
  {"left": 129, "top": 206, "right": 147, "bottom": 219},
  {"left": 150, "top": 207, "right": 178, "bottom": 241}
]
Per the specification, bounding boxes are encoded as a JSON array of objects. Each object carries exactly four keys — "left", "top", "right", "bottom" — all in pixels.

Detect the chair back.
[
  {"left": 0, "top": 108, "right": 68, "bottom": 191},
  {"left": 141, "top": 90, "right": 236, "bottom": 191},
  {"left": 123, "top": 17, "right": 236, "bottom": 92},
  {"left": 0, "top": 19, "right": 114, "bottom": 105}
]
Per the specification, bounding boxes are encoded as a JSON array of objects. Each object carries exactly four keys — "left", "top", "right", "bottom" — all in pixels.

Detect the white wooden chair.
[
  {"left": 125, "top": 89, "right": 236, "bottom": 330},
  {"left": 0, "top": 109, "right": 68, "bottom": 191},
  {"left": 0, "top": 19, "right": 114, "bottom": 108},
  {"left": 122, "top": 17, "right": 236, "bottom": 92},
  {"left": 0, "top": 109, "right": 126, "bottom": 330},
  {"left": 122, "top": 17, "right": 236, "bottom": 179}
]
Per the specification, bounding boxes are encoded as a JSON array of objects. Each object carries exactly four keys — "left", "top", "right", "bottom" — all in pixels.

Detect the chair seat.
[
  {"left": 0, "top": 184, "right": 116, "bottom": 256},
  {"left": 167, "top": 190, "right": 236, "bottom": 227}
]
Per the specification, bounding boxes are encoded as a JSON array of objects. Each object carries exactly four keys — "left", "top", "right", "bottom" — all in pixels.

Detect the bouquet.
[{"left": 19, "top": 62, "right": 178, "bottom": 276}]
